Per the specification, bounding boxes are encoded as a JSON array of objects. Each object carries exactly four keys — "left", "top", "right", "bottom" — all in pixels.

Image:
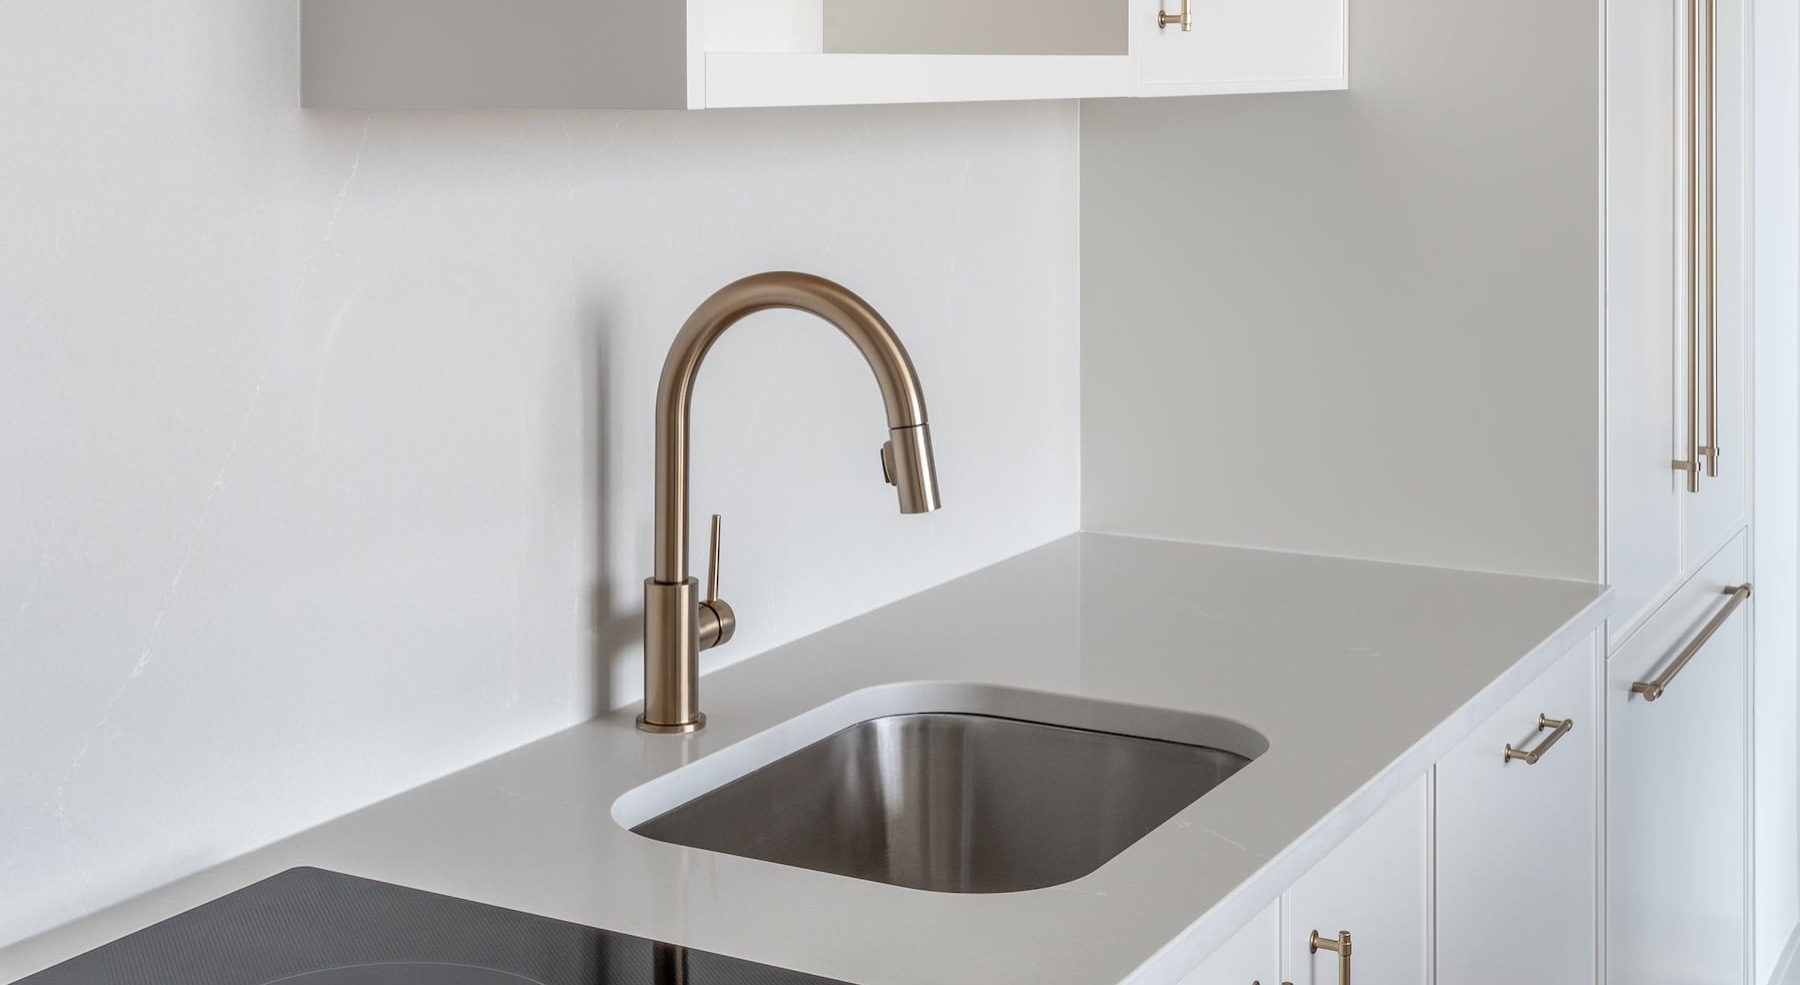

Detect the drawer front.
[
  {"left": 1437, "top": 635, "right": 1599, "bottom": 985},
  {"left": 1607, "top": 531, "right": 1750, "bottom": 985}
]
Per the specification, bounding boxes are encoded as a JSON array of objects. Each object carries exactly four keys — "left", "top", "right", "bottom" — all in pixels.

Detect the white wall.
[
  {"left": 1755, "top": 0, "right": 1800, "bottom": 976},
  {"left": 1079, "top": 0, "right": 1601, "bottom": 579},
  {"left": 0, "top": 3, "right": 1082, "bottom": 945}
]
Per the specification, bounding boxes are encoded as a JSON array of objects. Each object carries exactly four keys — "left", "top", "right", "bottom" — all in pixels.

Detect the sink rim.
[{"left": 611, "top": 680, "right": 1268, "bottom": 833}]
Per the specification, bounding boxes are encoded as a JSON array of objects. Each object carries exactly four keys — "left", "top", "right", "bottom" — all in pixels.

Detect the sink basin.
[{"left": 620, "top": 685, "right": 1264, "bottom": 894}]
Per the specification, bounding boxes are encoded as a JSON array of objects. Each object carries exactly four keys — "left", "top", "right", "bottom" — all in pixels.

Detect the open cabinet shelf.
[{"left": 300, "top": 0, "right": 1344, "bottom": 108}]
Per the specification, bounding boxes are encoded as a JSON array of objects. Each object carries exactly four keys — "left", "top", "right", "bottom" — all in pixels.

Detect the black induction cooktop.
[{"left": 16, "top": 867, "right": 852, "bottom": 985}]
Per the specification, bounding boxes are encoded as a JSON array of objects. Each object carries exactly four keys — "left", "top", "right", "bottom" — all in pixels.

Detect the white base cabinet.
[
  {"left": 1178, "top": 900, "right": 1282, "bottom": 985},
  {"left": 1437, "top": 635, "right": 1600, "bottom": 985},
  {"left": 1176, "top": 638, "right": 1598, "bottom": 985},
  {"left": 1286, "top": 774, "right": 1428, "bottom": 985},
  {"left": 1176, "top": 776, "right": 1427, "bottom": 985},
  {"left": 1608, "top": 533, "right": 1751, "bottom": 985}
]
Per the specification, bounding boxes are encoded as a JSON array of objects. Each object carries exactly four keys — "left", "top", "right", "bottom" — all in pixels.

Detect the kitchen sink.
[{"left": 620, "top": 686, "right": 1264, "bottom": 894}]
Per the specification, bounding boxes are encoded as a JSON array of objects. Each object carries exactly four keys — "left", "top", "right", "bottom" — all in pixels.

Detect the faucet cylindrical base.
[
  {"left": 640, "top": 577, "right": 704, "bottom": 733},
  {"left": 636, "top": 713, "right": 705, "bottom": 735}
]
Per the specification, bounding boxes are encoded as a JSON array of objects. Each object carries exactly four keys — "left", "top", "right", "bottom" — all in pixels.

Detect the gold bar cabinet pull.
[
  {"left": 1632, "top": 583, "right": 1752, "bottom": 702},
  {"left": 1310, "top": 930, "right": 1351, "bottom": 985},
  {"left": 1158, "top": 0, "right": 1193, "bottom": 31},
  {"left": 1701, "top": 0, "right": 1721, "bottom": 478},
  {"left": 1504, "top": 714, "right": 1573, "bottom": 764},
  {"left": 1672, "top": 0, "right": 1704, "bottom": 493}
]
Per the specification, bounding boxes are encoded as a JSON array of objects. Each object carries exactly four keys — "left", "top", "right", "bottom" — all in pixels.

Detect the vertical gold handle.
[
  {"left": 1673, "top": 0, "right": 1704, "bottom": 493},
  {"left": 1158, "top": 0, "right": 1193, "bottom": 31},
  {"left": 1701, "top": 0, "right": 1720, "bottom": 478},
  {"left": 1309, "top": 930, "right": 1352, "bottom": 985}
]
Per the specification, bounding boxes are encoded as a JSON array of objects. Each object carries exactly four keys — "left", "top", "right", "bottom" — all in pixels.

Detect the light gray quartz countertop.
[{"left": 0, "top": 533, "right": 1610, "bottom": 985}]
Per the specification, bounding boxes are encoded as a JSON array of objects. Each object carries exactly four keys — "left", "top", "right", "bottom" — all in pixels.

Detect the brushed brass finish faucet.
[{"left": 638, "top": 272, "right": 942, "bottom": 734}]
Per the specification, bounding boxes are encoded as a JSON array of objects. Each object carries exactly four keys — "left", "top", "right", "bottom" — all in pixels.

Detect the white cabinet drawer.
[
  {"left": 1437, "top": 634, "right": 1599, "bottom": 985},
  {"left": 1607, "top": 532, "right": 1750, "bottom": 985}
]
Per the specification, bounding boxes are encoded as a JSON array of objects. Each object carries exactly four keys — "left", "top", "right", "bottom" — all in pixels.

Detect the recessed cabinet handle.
[
  {"left": 1632, "top": 583, "right": 1752, "bottom": 702},
  {"left": 1503, "top": 715, "right": 1573, "bottom": 765},
  {"left": 1309, "top": 930, "right": 1351, "bottom": 985}
]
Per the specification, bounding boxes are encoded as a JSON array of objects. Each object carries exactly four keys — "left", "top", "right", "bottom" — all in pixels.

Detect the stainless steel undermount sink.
[{"left": 620, "top": 685, "right": 1266, "bottom": 894}]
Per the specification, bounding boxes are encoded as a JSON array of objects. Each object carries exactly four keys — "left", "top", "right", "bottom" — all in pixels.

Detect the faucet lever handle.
[{"left": 706, "top": 513, "right": 723, "bottom": 603}]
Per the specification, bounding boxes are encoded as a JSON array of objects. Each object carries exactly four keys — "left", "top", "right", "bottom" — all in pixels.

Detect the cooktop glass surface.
[{"left": 17, "top": 867, "right": 850, "bottom": 985}]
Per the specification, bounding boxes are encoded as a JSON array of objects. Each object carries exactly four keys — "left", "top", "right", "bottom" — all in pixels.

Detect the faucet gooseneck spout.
[{"left": 639, "top": 272, "right": 942, "bottom": 734}]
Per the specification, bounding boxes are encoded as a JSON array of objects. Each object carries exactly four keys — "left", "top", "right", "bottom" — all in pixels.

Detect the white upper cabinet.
[
  {"left": 1134, "top": 0, "right": 1345, "bottom": 96},
  {"left": 299, "top": 0, "right": 1345, "bottom": 108}
]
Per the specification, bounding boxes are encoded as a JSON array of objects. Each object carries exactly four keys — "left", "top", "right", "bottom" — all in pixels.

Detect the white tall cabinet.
[{"left": 1605, "top": 0, "right": 1756, "bottom": 980}]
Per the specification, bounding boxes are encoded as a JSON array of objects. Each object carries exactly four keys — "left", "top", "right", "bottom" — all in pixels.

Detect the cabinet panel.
[
  {"left": 1134, "top": 0, "right": 1345, "bottom": 94},
  {"left": 1177, "top": 899, "right": 1281, "bottom": 985},
  {"left": 1437, "top": 636, "right": 1598, "bottom": 985},
  {"left": 1683, "top": 0, "right": 1751, "bottom": 566},
  {"left": 1607, "top": 532, "right": 1749, "bottom": 985},
  {"left": 1605, "top": 0, "right": 1685, "bottom": 652},
  {"left": 1284, "top": 775, "right": 1428, "bottom": 985}
]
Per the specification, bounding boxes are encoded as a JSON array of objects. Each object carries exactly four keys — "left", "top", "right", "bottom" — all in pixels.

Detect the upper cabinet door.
[
  {"left": 1134, "top": 0, "right": 1346, "bottom": 95},
  {"left": 1284, "top": 774, "right": 1428, "bottom": 985},
  {"left": 1607, "top": 532, "right": 1750, "bottom": 985},
  {"left": 1436, "top": 636, "right": 1599, "bottom": 985},
  {"left": 1682, "top": 0, "right": 1750, "bottom": 566},
  {"left": 1605, "top": 0, "right": 1685, "bottom": 651}
]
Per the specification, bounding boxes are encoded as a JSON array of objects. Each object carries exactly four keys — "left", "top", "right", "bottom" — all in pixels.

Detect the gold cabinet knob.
[{"left": 1158, "top": 0, "right": 1193, "bottom": 30}]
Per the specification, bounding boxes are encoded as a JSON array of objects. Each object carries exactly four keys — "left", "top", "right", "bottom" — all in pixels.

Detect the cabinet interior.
[{"left": 704, "top": 0, "right": 1127, "bottom": 56}]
